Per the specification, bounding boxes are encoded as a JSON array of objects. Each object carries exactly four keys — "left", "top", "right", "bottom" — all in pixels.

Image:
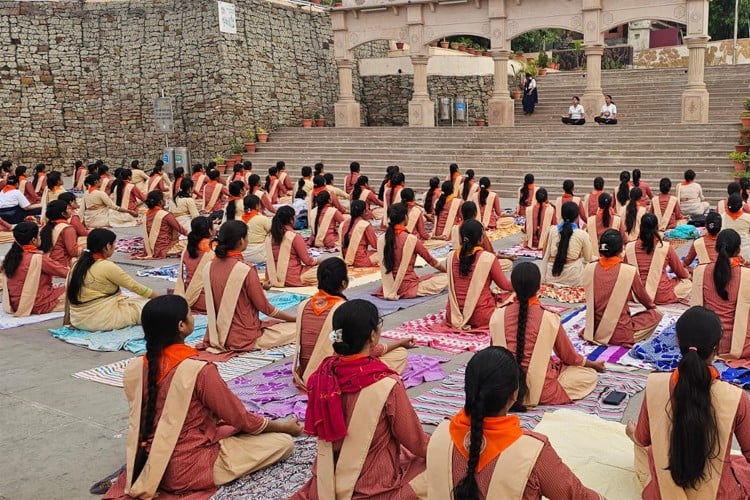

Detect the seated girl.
[
  {"left": 97, "top": 165, "right": 112, "bottom": 195},
  {"left": 31, "top": 163, "right": 47, "bottom": 196},
  {"left": 627, "top": 306, "right": 750, "bottom": 498},
  {"left": 172, "top": 178, "right": 200, "bottom": 232},
  {"left": 133, "top": 191, "right": 187, "bottom": 259},
  {"left": 381, "top": 171, "right": 405, "bottom": 227},
  {"left": 58, "top": 191, "right": 90, "bottom": 243},
  {"left": 630, "top": 169, "right": 653, "bottom": 206},
  {"left": 675, "top": 168, "right": 710, "bottom": 216},
  {"left": 621, "top": 187, "right": 647, "bottom": 242},
  {"left": 469, "top": 177, "right": 504, "bottom": 229},
  {"left": 401, "top": 188, "right": 445, "bottom": 250},
  {"left": 517, "top": 173, "right": 537, "bottom": 215},
  {"left": 623, "top": 214, "right": 691, "bottom": 305},
  {"left": 175, "top": 217, "right": 214, "bottom": 315},
  {"left": 248, "top": 174, "right": 276, "bottom": 215},
  {"left": 266, "top": 206, "right": 320, "bottom": 287},
  {"left": 39, "top": 200, "right": 81, "bottom": 269},
  {"left": 447, "top": 162, "right": 463, "bottom": 197},
  {"left": 15, "top": 165, "right": 40, "bottom": 206},
  {"left": 542, "top": 202, "right": 592, "bottom": 287},
  {"left": 1, "top": 222, "right": 67, "bottom": 316},
  {"left": 222, "top": 180, "right": 246, "bottom": 223},
  {"left": 81, "top": 174, "right": 136, "bottom": 228},
  {"left": 293, "top": 259, "right": 411, "bottom": 390},
  {"left": 201, "top": 170, "right": 228, "bottom": 217},
  {"left": 109, "top": 168, "right": 146, "bottom": 228},
  {"left": 554, "top": 179, "right": 586, "bottom": 226},
  {"left": 523, "top": 188, "right": 556, "bottom": 251},
  {"left": 461, "top": 169, "right": 478, "bottom": 201},
  {"left": 722, "top": 193, "right": 750, "bottom": 262},
  {"left": 292, "top": 180, "right": 309, "bottom": 229},
  {"left": 445, "top": 220, "right": 512, "bottom": 331},
  {"left": 586, "top": 193, "right": 626, "bottom": 258},
  {"left": 423, "top": 176, "right": 441, "bottom": 221},
  {"left": 201, "top": 221, "right": 297, "bottom": 354},
  {"left": 490, "top": 262, "right": 604, "bottom": 407},
  {"left": 583, "top": 230, "right": 663, "bottom": 347},
  {"left": 171, "top": 167, "right": 185, "bottom": 200},
  {"left": 39, "top": 171, "right": 65, "bottom": 221},
  {"left": 277, "top": 162, "right": 293, "bottom": 202},
  {"left": 191, "top": 163, "right": 208, "bottom": 201},
  {"left": 339, "top": 200, "right": 378, "bottom": 267},
  {"left": 691, "top": 229, "right": 750, "bottom": 361},
  {"left": 242, "top": 194, "right": 272, "bottom": 264},
  {"left": 717, "top": 182, "right": 750, "bottom": 215},
  {"left": 309, "top": 190, "right": 344, "bottom": 248},
  {"left": 427, "top": 346, "right": 602, "bottom": 499},
  {"left": 351, "top": 175, "right": 383, "bottom": 221},
  {"left": 684, "top": 211, "right": 721, "bottom": 267},
  {"left": 145, "top": 163, "right": 170, "bottom": 195},
  {"left": 432, "top": 180, "right": 463, "bottom": 240},
  {"left": 264, "top": 166, "right": 281, "bottom": 204},
  {"left": 376, "top": 203, "right": 447, "bottom": 300},
  {"left": 293, "top": 299, "right": 428, "bottom": 500},
  {"left": 66, "top": 229, "right": 158, "bottom": 331},
  {"left": 649, "top": 177, "right": 685, "bottom": 232},
  {"left": 450, "top": 202, "right": 495, "bottom": 255},
  {"left": 583, "top": 176, "right": 611, "bottom": 222},
  {"left": 102, "top": 295, "right": 302, "bottom": 500}
]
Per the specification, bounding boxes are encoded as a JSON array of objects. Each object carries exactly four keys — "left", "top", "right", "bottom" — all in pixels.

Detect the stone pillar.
[
  {"left": 580, "top": 44, "right": 604, "bottom": 125},
  {"left": 681, "top": 36, "right": 710, "bottom": 123},
  {"left": 408, "top": 55, "right": 434, "bottom": 127},
  {"left": 488, "top": 50, "right": 514, "bottom": 127},
  {"left": 334, "top": 59, "right": 361, "bottom": 128}
]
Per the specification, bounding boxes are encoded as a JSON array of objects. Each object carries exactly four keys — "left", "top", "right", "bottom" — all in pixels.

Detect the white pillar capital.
[
  {"left": 491, "top": 49, "right": 511, "bottom": 61},
  {"left": 336, "top": 59, "right": 354, "bottom": 69},
  {"left": 410, "top": 55, "right": 429, "bottom": 66},
  {"left": 685, "top": 35, "right": 710, "bottom": 49},
  {"left": 583, "top": 44, "right": 605, "bottom": 56}
]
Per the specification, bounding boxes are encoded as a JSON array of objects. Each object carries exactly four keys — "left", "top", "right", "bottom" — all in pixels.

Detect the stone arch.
[
  {"left": 423, "top": 32, "right": 490, "bottom": 46},
  {"left": 600, "top": 15, "right": 686, "bottom": 34},
  {"left": 509, "top": 26, "right": 583, "bottom": 40}
]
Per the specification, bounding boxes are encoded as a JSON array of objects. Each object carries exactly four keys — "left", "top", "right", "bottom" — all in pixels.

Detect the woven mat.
[
  {"left": 486, "top": 224, "right": 523, "bottom": 242},
  {"left": 0, "top": 309, "right": 64, "bottom": 330},
  {"left": 497, "top": 244, "right": 542, "bottom": 259},
  {"left": 114, "top": 236, "right": 144, "bottom": 254},
  {"left": 540, "top": 284, "right": 586, "bottom": 304},
  {"left": 382, "top": 310, "right": 490, "bottom": 354},
  {"left": 412, "top": 364, "right": 647, "bottom": 428}
]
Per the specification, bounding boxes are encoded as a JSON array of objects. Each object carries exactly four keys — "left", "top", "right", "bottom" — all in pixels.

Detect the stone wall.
[
  {"left": 634, "top": 38, "right": 750, "bottom": 68},
  {"left": 0, "top": 0, "right": 337, "bottom": 171}
]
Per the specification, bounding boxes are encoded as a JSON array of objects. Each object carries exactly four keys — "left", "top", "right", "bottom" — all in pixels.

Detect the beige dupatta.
[
  {"left": 406, "top": 205, "right": 423, "bottom": 233},
  {"left": 292, "top": 299, "right": 344, "bottom": 388},
  {"left": 123, "top": 357, "right": 206, "bottom": 499},
  {"left": 1, "top": 253, "right": 43, "bottom": 317},
  {"left": 146, "top": 175, "right": 162, "bottom": 194},
  {"left": 310, "top": 206, "right": 337, "bottom": 247},
  {"left": 34, "top": 174, "right": 46, "bottom": 194},
  {"left": 174, "top": 250, "right": 213, "bottom": 307},
  {"left": 202, "top": 260, "right": 252, "bottom": 353},
  {"left": 434, "top": 198, "right": 461, "bottom": 239},
  {"left": 427, "top": 420, "right": 544, "bottom": 500},
  {"left": 691, "top": 265, "right": 750, "bottom": 359},
  {"left": 194, "top": 174, "right": 207, "bottom": 195},
  {"left": 202, "top": 183, "right": 222, "bottom": 213},
  {"left": 377, "top": 233, "right": 418, "bottom": 300},
  {"left": 587, "top": 214, "right": 622, "bottom": 258},
  {"left": 555, "top": 196, "right": 581, "bottom": 221},
  {"left": 653, "top": 196, "right": 678, "bottom": 232},
  {"left": 478, "top": 191, "right": 497, "bottom": 228},
  {"left": 268, "top": 178, "right": 280, "bottom": 202},
  {"left": 51, "top": 221, "right": 71, "bottom": 250},
  {"left": 316, "top": 377, "right": 397, "bottom": 500},
  {"left": 583, "top": 262, "right": 637, "bottom": 345},
  {"left": 490, "top": 307, "right": 559, "bottom": 406},
  {"left": 19, "top": 179, "right": 29, "bottom": 199},
  {"left": 645, "top": 373, "right": 742, "bottom": 500},
  {"left": 339, "top": 218, "right": 369, "bottom": 265},
  {"left": 624, "top": 207, "right": 647, "bottom": 240},
  {"left": 265, "top": 232, "right": 296, "bottom": 287},
  {"left": 694, "top": 237, "right": 711, "bottom": 264},
  {"left": 625, "top": 241, "right": 669, "bottom": 302},
  {"left": 116, "top": 183, "right": 135, "bottom": 210},
  {"left": 446, "top": 250, "right": 495, "bottom": 330},
  {"left": 142, "top": 210, "right": 169, "bottom": 258},
  {"left": 525, "top": 204, "right": 553, "bottom": 251},
  {"left": 75, "top": 168, "right": 87, "bottom": 190}
]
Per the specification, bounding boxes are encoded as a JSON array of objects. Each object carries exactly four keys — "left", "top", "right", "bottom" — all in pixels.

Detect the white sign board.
[
  {"left": 154, "top": 97, "right": 174, "bottom": 133},
  {"left": 218, "top": 2, "right": 237, "bottom": 34}
]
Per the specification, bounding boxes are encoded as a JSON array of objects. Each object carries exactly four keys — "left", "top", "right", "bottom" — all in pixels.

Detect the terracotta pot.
[
  {"left": 538, "top": 68, "right": 547, "bottom": 76},
  {"left": 475, "top": 119, "right": 486, "bottom": 127},
  {"left": 734, "top": 161, "right": 747, "bottom": 173},
  {"left": 547, "top": 62, "right": 556, "bottom": 69},
  {"left": 257, "top": 133, "right": 269, "bottom": 143},
  {"left": 302, "top": 118, "right": 313, "bottom": 128},
  {"left": 231, "top": 153, "right": 242, "bottom": 162},
  {"left": 440, "top": 41, "right": 449, "bottom": 49},
  {"left": 526, "top": 57, "right": 534, "bottom": 63},
  {"left": 311, "top": 0, "right": 321, "bottom": 3},
  {"left": 574, "top": 67, "right": 584, "bottom": 72},
  {"left": 512, "top": 90, "right": 522, "bottom": 100},
  {"left": 742, "top": 116, "right": 750, "bottom": 127},
  {"left": 458, "top": 44, "right": 466, "bottom": 52},
  {"left": 224, "top": 159, "right": 236, "bottom": 169},
  {"left": 315, "top": 119, "right": 325, "bottom": 127},
  {"left": 245, "top": 143, "right": 256, "bottom": 153},
  {"left": 429, "top": 41, "right": 438, "bottom": 47},
  {"left": 735, "top": 144, "right": 749, "bottom": 153},
  {"left": 395, "top": 42, "right": 404, "bottom": 50},
  {"left": 215, "top": 165, "right": 226, "bottom": 174},
  {"left": 514, "top": 54, "right": 525, "bottom": 61}
]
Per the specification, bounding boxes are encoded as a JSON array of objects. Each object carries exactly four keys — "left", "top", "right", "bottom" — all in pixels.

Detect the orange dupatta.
[
  {"left": 449, "top": 408, "right": 523, "bottom": 471},
  {"left": 143, "top": 344, "right": 200, "bottom": 384}
]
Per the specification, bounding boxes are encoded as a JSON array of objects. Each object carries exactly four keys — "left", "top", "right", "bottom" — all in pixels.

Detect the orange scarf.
[
  {"left": 451, "top": 172, "right": 459, "bottom": 181},
  {"left": 18, "top": 175, "right": 27, "bottom": 181},
  {"left": 467, "top": 246, "right": 484, "bottom": 256},
  {"left": 727, "top": 209, "right": 743, "bottom": 221},
  {"left": 227, "top": 196, "right": 241, "bottom": 202},
  {"left": 312, "top": 186, "right": 325, "bottom": 196},
  {"left": 406, "top": 201, "right": 416, "bottom": 208},
  {"left": 225, "top": 249, "right": 243, "bottom": 259},
  {"left": 2, "top": 185, "right": 15, "bottom": 193},
  {"left": 732, "top": 256, "right": 743, "bottom": 268},
  {"left": 527, "top": 296, "right": 540, "bottom": 306},
  {"left": 21, "top": 244, "right": 38, "bottom": 253},
  {"left": 393, "top": 224, "right": 408, "bottom": 235},
  {"left": 147, "top": 207, "right": 160, "bottom": 218},
  {"left": 88, "top": 186, "right": 99, "bottom": 193},
  {"left": 445, "top": 194, "right": 455, "bottom": 205},
  {"left": 599, "top": 256, "right": 622, "bottom": 271},
  {"left": 191, "top": 172, "right": 202, "bottom": 181},
  {"left": 671, "top": 365, "right": 719, "bottom": 385},
  {"left": 681, "top": 181, "right": 692, "bottom": 186},
  {"left": 198, "top": 238, "right": 211, "bottom": 253},
  {"left": 51, "top": 218, "right": 67, "bottom": 225},
  {"left": 449, "top": 409, "right": 523, "bottom": 472},
  {"left": 242, "top": 210, "right": 259, "bottom": 223},
  {"left": 310, "top": 290, "right": 345, "bottom": 315},
  {"left": 143, "top": 343, "right": 199, "bottom": 384},
  {"left": 92, "top": 252, "right": 107, "bottom": 260}
]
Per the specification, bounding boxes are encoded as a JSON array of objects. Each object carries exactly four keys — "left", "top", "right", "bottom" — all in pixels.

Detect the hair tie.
[
  {"left": 462, "top": 236, "right": 470, "bottom": 243},
  {"left": 329, "top": 329, "right": 343, "bottom": 343},
  {"left": 688, "top": 346, "right": 698, "bottom": 352},
  {"left": 599, "top": 242, "right": 608, "bottom": 252},
  {"left": 83, "top": 248, "right": 90, "bottom": 253}
]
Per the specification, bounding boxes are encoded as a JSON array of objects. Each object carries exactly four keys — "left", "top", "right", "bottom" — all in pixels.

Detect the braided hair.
[
  {"left": 534, "top": 188, "right": 548, "bottom": 234},
  {"left": 2, "top": 222, "right": 38, "bottom": 278},
  {"left": 344, "top": 200, "right": 366, "bottom": 248},
  {"left": 389, "top": 172, "right": 405, "bottom": 206},
  {"left": 383, "top": 203, "right": 407, "bottom": 274},
  {"left": 625, "top": 187, "right": 643, "bottom": 234},
  {"left": 458, "top": 220, "right": 483, "bottom": 276},
  {"left": 638, "top": 213, "right": 662, "bottom": 255},
  {"left": 599, "top": 193, "right": 612, "bottom": 228},
  {"left": 313, "top": 190, "right": 331, "bottom": 238},
  {"left": 509, "top": 262, "right": 540, "bottom": 412},
  {"left": 434, "top": 180, "right": 454, "bottom": 217},
  {"left": 271, "top": 206, "right": 295, "bottom": 244},
  {"left": 461, "top": 169, "right": 475, "bottom": 200},
  {"left": 39, "top": 200, "right": 69, "bottom": 253},
  {"left": 632, "top": 168, "right": 642, "bottom": 187},
  {"left": 552, "top": 202, "right": 579, "bottom": 277},
  {"left": 713, "top": 229, "right": 741, "bottom": 300},
  {"left": 478, "top": 177, "right": 491, "bottom": 207},
  {"left": 617, "top": 170, "right": 631, "bottom": 207},
  {"left": 351, "top": 175, "right": 368, "bottom": 201}
]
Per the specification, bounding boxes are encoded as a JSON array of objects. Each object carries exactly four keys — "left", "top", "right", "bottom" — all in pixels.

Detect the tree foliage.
[{"left": 709, "top": 0, "right": 750, "bottom": 41}]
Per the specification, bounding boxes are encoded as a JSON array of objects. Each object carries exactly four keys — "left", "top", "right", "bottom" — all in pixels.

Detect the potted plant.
[
  {"left": 475, "top": 118, "right": 486, "bottom": 126},
  {"left": 511, "top": 65, "right": 524, "bottom": 100},
  {"left": 395, "top": 41, "right": 404, "bottom": 50},
  {"left": 450, "top": 41, "right": 459, "bottom": 50},
  {"left": 314, "top": 112, "right": 325, "bottom": 127},
  {"left": 742, "top": 127, "right": 750, "bottom": 140},
  {"left": 243, "top": 128, "right": 256, "bottom": 152},
  {"left": 429, "top": 40, "right": 438, "bottom": 48},
  {"left": 537, "top": 51, "right": 548, "bottom": 75},
  {"left": 257, "top": 127, "right": 269, "bottom": 143},
  {"left": 742, "top": 97, "right": 750, "bottom": 127},
  {"left": 302, "top": 116, "right": 313, "bottom": 128},
  {"left": 737, "top": 136, "right": 750, "bottom": 153},
  {"left": 213, "top": 154, "right": 226, "bottom": 173},
  {"left": 729, "top": 151, "right": 750, "bottom": 172},
  {"left": 572, "top": 40, "right": 584, "bottom": 71},
  {"left": 440, "top": 39, "right": 449, "bottom": 49},
  {"left": 550, "top": 54, "right": 560, "bottom": 70},
  {"left": 514, "top": 50, "right": 525, "bottom": 61},
  {"left": 230, "top": 139, "right": 244, "bottom": 163}
]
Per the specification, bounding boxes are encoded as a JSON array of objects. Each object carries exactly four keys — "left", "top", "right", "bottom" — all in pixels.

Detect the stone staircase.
[{"left": 244, "top": 66, "right": 748, "bottom": 204}]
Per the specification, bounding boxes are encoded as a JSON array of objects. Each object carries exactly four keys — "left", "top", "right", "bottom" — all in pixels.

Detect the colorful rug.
[
  {"left": 347, "top": 287, "right": 447, "bottom": 317},
  {"left": 115, "top": 236, "right": 144, "bottom": 254},
  {"left": 497, "top": 244, "right": 542, "bottom": 259},
  {"left": 136, "top": 263, "right": 180, "bottom": 281},
  {"left": 271, "top": 269, "right": 381, "bottom": 296},
  {"left": 381, "top": 311, "right": 490, "bottom": 354},
  {"left": 486, "top": 224, "right": 523, "bottom": 242},
  {"left": 0, "top": 309, "right": 64, "bottom": 330},
  {"left": 540, "top": 284, "right": 586, "bottom": 304},
  {"left": 411, "top": 365, "right": 647, "bottom": 428}
]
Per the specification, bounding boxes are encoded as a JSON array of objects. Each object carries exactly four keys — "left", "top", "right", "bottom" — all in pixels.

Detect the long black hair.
[
  {"left": 313, "top": 190, "right": 331, "bottom": 237},
  {"left": 67, "top": 229, "right": 117, "bottom": 305},
  {"left": 186, "top": 216, "right": 212, "bottom": 259},
  {"left": 2, "top": 223, "right": 38, "bottom": 278},
  {"left": 509, "top": 262, "right": 540, "bottom": 412},
  {"left": 352, "top": 175, "right": 369, "bottom": 201},
  {"left": 213, "top": 220, "right": 247, "bottom": 258},
  {"left": 388, "top": 172, "right": 405, "bottom": 206},
  {"left": 132, "top": 295, "right": 190, "bottom": 483},
  {"left": 111, "top": 168, "right": 132, "bottom": 206},
  {"left": 458, "top": 220, "right": 483, "bottom": 276},
  {"left": 599, "top": 229, "right": 623, "bottom": 257},
  {"left": 383, "top": 203, "right": 407, "bottom": 274},
  {"left": 434, "top": 180, "right": 454, "bottom": 217},
  {"left": 453, "top": 346, "right": 520, "bottom": 500},
  {"left": 519, "top": 173, "right": 534, "bottom": 206},
  {"left": 264, "top": 166, "right": 278, "bottom": 193},
  {"left": 317, "top": 257, "right": 348, "bottom": 299},
  {"left": 344, "top": 200, "right": 366, "bottom": 248},
  {"left": 638, "top": 213, "right": 662, "bottom": 255},
  {"left": 332, "top": 299, "right": 380, "bottom": 355},
  {"left": 424, "top": 177, "right": 440, "bottom": 214},
  {"left": 461, "top": 169, "right": 475, "bottom": 200},
  {"left": 552, "top": 202, "right": 579, "bottom": 277},
  {"left": 378, "top": 165, "right": 399, "bottom": 201},
  {"left": 534, "top": 188, "right": 548, "bottom": 229},
  {"left": 712, "top": 229, "right": 741, "bottom": 300},
  {"left": 225, "top": 181, "right": 244, "bottom": 221},
  {"left": 145, "top": 190, "right": 163, "bottom": 210},
  {"left": 617, "top": 170, "right": 631, "bottom": 207},
  {"left": 271, "top": 206, "right": 295, "bottom": 244},
  {"left": 295, "top": 178, "right": 307, "bottom": 200},
  {"left": 248, "top": 173, "right": 262, "bottom": 191},
  {"left": 705, "top": 211, "right": 722, "bottom": 236},
  {"left": 659, "top": 177, "right": 672, "bottom": 195},
  {"left": 625, "top": 187, "right": 643, "bottom": 234},
  {"left": 599, "top": 192, "right": 612, "bottom": 228},
  {"left": 176, "top": 178, "right": 193, "bottom": 201},
  {"left": 668, "top": 306, "right": 722, "bottom": 489},
  {"left": 478, "top": 177, "right": 491, "bottom": 207},
  {"left": 32, "top": 163, "right": 45, "bottom": 188},
  {"left": 632, "top": 168, "right": 642, "bottom": 187},
  {"left": 449, "top": 163, "right": 459, "bottom": 177},
  {"left": 39, "top": 200, "right": 69, "bottom": 253}
]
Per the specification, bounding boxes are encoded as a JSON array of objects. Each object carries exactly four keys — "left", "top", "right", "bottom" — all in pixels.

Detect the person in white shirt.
[
  {"left": 522, "top": 72, "right": 538, "bottom": 115},
  {"left": 561, "top": 96, "right": 586, "bottom": 125},
  {"left": 594, "top": 94, "right": 618, "bottom": 125},
  {"left": 0, "top": 175, "right": 40, "bottom": 224}
]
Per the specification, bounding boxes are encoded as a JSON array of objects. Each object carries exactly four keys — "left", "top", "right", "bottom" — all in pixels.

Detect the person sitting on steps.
[
  {"left": 594, "top": 94, "right": 618, "bottom": 125},
  {"left": 561, "top": 96, "right": 586, "bottom": 125}
]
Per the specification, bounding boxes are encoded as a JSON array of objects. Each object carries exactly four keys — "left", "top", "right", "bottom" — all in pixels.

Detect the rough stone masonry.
[{"left": 0, "top": 0, "right": 337, "bottom": 172}]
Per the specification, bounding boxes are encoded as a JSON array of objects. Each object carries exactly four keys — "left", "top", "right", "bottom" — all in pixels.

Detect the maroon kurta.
[
  {"left": 649, "top": 193, "right": 684, "bottom": 230},
  {"left": 4, "top": 251, "right": 67, "bottom": 314},
  {"left": 584, "top": 190, "right": 612, "bottom": 221},
  {"left": 68, "top": 214, "right": 90, "bottom": 236},
  {"left": 104, "top": 361, "right": 267, "bottom": 499},
  {"left": 269, "top": 228, "right": 316, "bottom": 287},
  {"left": 279, "top": 172, "right": 294, "bottom": 196},
  {"left": 558, "top": 194, "right": 586, "bottom": 225},
  {"left": 48, "top": 224, "right": 79, "bottom": 268},
  {"left": 684, "top": 234, "right": 718, "bottom": 266},
  {"left": 478, "top": 193, "right": 502, "bottom": 228},
  {"left": 180, "top": 249, "right": 209, "bottom": 314},
  {"left": 409, "top": 206, "right": 431, "bottom": 241},
  {"left": 361, "top": 190, "right": 383, "bottom": 220},
  {"left": 21, "top": 178, "right": 39, "bottom": 203},
  {"left": 203, "top": 182, "right": 228, "bottom": 212},
  {"left": 145, "top": 210, "right": 186, "bottom": 259},
  {"left": 495, "top": 303, "right": 584, "bottom": 405},
  {"left": 699, "top": 264, "right": 750, "bottom": 359},
  {"left": 117, "top": 181, "right": 146, "bottom": 211},
  {"left": 341, "top": 218, "right": 378, "bottom": 267},
  {"left": 592, "top": 211, "right": 627, "bottom": 242},
  {"left": 624, "top": 241, "right": 689, "bottom": 304},
  {"left": 311, "top": 206, "right": 344, "bottom": 248},
  {"left": 433, "top": 200, "right": 462, "bottom": 237},
  {"left": 375, "top": 232, "right": 439, "bottom": 299},
  {"left": 527, "top": 204, "right": 557, "bottom": 249},
  {"left": 344, "top": 173, "right": 360, "bottom": 195}
]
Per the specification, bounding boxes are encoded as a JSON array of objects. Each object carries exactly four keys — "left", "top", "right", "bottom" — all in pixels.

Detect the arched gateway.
[{"left": 332, "top": 0, "right": 711, "bottom": 127}]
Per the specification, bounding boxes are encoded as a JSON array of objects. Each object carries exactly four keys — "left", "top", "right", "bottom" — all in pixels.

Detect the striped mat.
[
  {"left": 411, "top": 365, "right": 647, "bottom": 429},
  {"left": 381, "top": 310, "right": 490, "bottom": 354},
  {"left": 497, "top": 244, "right": 543, "bottom": 259}
]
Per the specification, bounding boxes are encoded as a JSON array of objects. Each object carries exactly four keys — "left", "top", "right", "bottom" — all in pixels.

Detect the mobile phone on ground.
[{"left": 602, "top": 390, "right": 627, "bottom": 405}]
